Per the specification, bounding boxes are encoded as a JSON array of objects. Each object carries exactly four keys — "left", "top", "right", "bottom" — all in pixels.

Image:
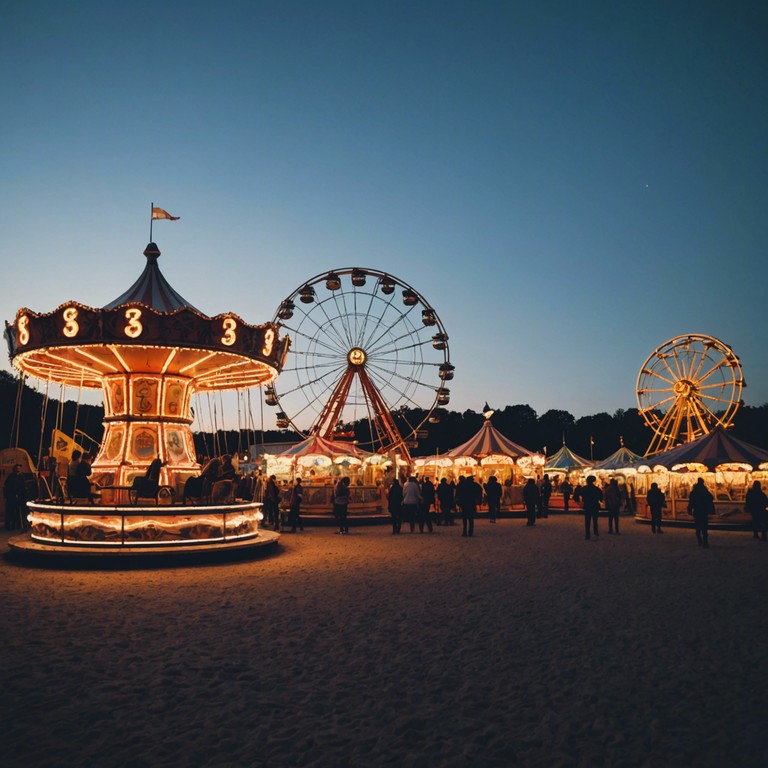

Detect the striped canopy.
[
  {"left": 274, "top": 435, "right": 369, "bottom": 462},
  {"left": 638, "top": 427, "right": 768, "bottom": 471},
  {"left": 104, "top": 243, "right": 199, "bottom": 312},
  {"left": 446, "top": 419, "right": 533, "bottom": 460},
  {"left": 544, "top": 443, "right": 594, "bottom": 471},
  {"left": 591, "top": 445, "right": 644, "bottom": 471}
]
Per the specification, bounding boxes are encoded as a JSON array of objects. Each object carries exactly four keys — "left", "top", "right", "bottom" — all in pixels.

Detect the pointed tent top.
[
  {"left": 544, "top": 443, "right": 594, "bottom": 471},
  {"left": 103, "top": 242, "right": 200, "bottom": 313},
  {"left": 275, "top": 434, "right": 369, "bottom": 461},
  {"left": 639, "top": 427, "right": 768, "bottom": 471},
  {"left": 446, "top": 419, "right": 533, "bottom": 459},
  {"left": 591, "top": 445, "right": 644, "bottom": 471}
]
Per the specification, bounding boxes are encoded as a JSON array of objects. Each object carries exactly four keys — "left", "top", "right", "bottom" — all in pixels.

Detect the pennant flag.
[{"left": 152, "top": 207, "right": 180, "bottom": 221}]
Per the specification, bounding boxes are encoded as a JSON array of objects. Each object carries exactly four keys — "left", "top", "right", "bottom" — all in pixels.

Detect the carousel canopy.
[
  {"left": 591, "top": 445, "right": 644, "bottom": 471},
  {"left": 104, "top": 242, "right": 199, "bottom": 312},
  {"left": 446, "top": 419, "right": 533, "bottom": 460},
  {"left": 544, "top": 443, "right": 594, "bottom": 471},
  {"left": 638, "top": 427, "right": 768, "bottom": 471}
]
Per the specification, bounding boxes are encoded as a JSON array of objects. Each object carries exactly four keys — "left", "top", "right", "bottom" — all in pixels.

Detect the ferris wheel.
[
  {"left": 267, "top": 268, "right": 454, "bottom": 461},
  {"left": 636, "top": 334, "right": 745, "bottom": 455}
]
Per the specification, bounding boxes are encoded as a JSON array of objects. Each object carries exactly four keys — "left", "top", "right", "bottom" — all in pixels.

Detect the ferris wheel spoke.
[
  {"left": 354, "top": 284, "right": 378, "bottom": 348},
  {"left": 696, "top": 357, "right": 731, "bottom": 386},
  {"left": 277, "top": 360, "right": 348, "bottom": 399},
  {"left": 698, "top": 392, "right": 737, "bottom": 406},
  {"left": 642, "top": 368, "right": 678, "bottom": 388},
  {"left": 364, "top": 305, "right": 420, "bottom": 354},
  {"left": 641, "top": 393, "right": 677, "bottom": 410},
  {"left": 658, "top": 353, "right": 686, "bottom": 384},
  {"left": 368, "top": 330, "right": 431, "bottom": 360},
  {"left": 287, "top": 323, "right": 349, "bottom": 358},
  {"left": 313, "top": 298, "right": 357, "bottom": 351},
  {"left": 688, "top": 347, "right": 712, "bottom": 382}
]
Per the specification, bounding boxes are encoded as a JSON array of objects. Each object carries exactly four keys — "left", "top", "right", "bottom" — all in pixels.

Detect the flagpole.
[{"left": 149, "top": 201, "right": 154, "bottom": 242}]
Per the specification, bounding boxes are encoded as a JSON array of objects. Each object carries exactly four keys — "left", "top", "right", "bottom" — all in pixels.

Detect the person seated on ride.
[
  {"left": 199, "top": 457, "right": 222, "bottom": 501},
  {"left": 131, "top": 456, "right": 164, "bottom": 500},
  {"left": 219, "top": 455, "right": 237, "bottom": 482},
  {"left": 66, "top": 449, "right": 82, "bottom": 500},
  {"left": 72, "top": 452, "right": 98, "bottom": 502}
]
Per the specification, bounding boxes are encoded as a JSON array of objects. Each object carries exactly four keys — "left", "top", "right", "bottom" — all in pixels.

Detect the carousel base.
[
  {"left": 6, "top": 529, "right": 280, "bottom": 566},
  {"left": 634, "top": 514, "right": 751, "bottom": 531}
]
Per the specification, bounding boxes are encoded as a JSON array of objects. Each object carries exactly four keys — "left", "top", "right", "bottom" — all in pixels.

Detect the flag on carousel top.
[{"left": 151, "top": 207, "right": 180, "bottom": 221}]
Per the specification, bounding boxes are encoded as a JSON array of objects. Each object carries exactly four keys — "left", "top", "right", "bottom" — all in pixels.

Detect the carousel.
[{"left": 4, "top": 235, "right": 289, "bottom": 558}]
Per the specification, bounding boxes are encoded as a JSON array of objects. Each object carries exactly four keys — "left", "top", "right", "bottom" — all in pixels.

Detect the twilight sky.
[{"left": 2, "top": 1, "right": 766, "bottom": 432}]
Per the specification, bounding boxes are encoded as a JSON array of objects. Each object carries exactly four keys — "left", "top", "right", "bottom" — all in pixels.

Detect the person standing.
[
  {"left": 333, "top": 476, "right": 351, "bottom": 534},
  {"left": 402, "top": 476, "right": 422, "bottom": 533},
  {"left": 387, "top": 477, "right": 403, "bottom": 534},
  {"left": 288, "top": 477, "right": 304, "bottom": 533},
  {"left": 646, "top": 482, "right": 666, "bottom": 534},
  {"left": 604, "top": 478, "right": 622, "bottom": 534},
  {"left": 264, "top": 474, "right": 281, "bottom": 529},
  {"left": 687, "top": 477, "right": 714, "bottom": 548},
  {"left": 561, "top": 478, "right": 573, "bottom": 513},
  {"left": 419, "top": 478, "right": 435, "bottom": 532},
  {"left": 436, "top": 478, "right": 455, "bottom": 526},
  {"left": 459, "top": 475, "right": 482, "bottom": 537},
  {"left": 580, "top": 475, "right": 603, "bottom": 540},
  {"left": 539, "top": 474, "right": 552, "bottom": 518},
  {"left": 745, "top": 480, "right": 767, "bottom": 542},
  {"left": 522, "top": 478, "right": 540, "bottom": 527},
  {"left": 485, "top": 475, "right": 502, "bottom": 524},
  {"left": 4, "top": 464, "right": 27, "bottom": 531}
]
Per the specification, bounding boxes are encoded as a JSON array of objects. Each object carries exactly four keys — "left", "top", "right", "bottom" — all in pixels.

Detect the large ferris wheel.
[
  {"left": 266, "top": 268, "right": 454, "bottom": 462},
  {"left": 636, "top": 334, "right": 745, "bottom": 455}
]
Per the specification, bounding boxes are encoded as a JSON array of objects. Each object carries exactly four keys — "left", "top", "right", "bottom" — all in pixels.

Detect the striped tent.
[
  {"left": 274, "top": 435, "right": 370, "bottom": 464},
  {"left": 446, "top": 419, "right": 534, "bottom": 461},
  {"left": 544, "top": 443, "right": 594, "bottom": 472},
  {"left": 591, "top": 445, "right": 644, "bottom": 471},
  {"left": 638, "top": 427, "right": 768, "bottom": 471}
]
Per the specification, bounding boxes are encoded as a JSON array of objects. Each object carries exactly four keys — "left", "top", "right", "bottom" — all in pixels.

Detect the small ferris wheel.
[
  {"left": 267, "top": 268, "right": 454, "bottom": 462},
  {"left": 636, "top": 333, "right": 745, "bottom": 455}
]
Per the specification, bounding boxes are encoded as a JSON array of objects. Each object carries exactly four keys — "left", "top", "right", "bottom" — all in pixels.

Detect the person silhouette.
[
  {"left": 687, "top": 478, "right": 714, "bottom": 548},
  {"left": 646, "top": 481, "right": 666, "bottom": 534},
  {"left": 580, "top": 475, "right": 603, "bottom": 540}
]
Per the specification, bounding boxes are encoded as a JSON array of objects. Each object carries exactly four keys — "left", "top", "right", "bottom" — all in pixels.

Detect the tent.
[
  {"left": 591, "top": 445, "right": 644, "bottom": 472},
  {"left": 446, "top": 419, "right": 534, "bottom": 461},
  {"left": 544, "top": 443, "right": 594, "bottom": 473},
  {"left": 273, "top": 434, "right": 370, "bottom": 465},
  {"left": 637, "top": 427, "right": 768, "bottom": 471}
]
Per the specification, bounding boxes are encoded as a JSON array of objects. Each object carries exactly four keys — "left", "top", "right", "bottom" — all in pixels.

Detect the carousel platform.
[{"left": 5, "top": 528, "right": 280, "bottom": 567}]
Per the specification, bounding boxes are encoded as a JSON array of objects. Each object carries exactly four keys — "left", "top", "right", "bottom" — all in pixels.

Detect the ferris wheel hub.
[{"left": 347, "top": 347, "right": 367, "bottom": 366}]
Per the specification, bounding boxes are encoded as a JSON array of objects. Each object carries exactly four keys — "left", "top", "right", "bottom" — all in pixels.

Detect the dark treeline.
[{"left": 2, "top": 370, "right": 767, "bottom": 461}]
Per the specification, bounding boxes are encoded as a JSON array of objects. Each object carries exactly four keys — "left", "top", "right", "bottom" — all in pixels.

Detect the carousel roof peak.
[{"left": 104, "top": 241, "right": 199, "bottom": 313}]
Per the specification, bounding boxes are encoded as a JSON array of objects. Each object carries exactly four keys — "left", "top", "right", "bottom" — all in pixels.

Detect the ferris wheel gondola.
[{"left": 269, "top": 268, "right": 453, "bottom": 462}]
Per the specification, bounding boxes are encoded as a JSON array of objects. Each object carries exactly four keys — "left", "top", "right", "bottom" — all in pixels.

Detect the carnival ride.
[
  {"left": 637, "top": 334, "right": 745, "bottom": 455},
  {"left": 4, "top": 240, "right": 289, "bottom": 556},
  {"left": 267, "top": 268, "right": 453, "bottom": 464}
]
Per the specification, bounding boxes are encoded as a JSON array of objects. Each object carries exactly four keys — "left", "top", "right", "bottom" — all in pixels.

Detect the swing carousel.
[{"left": 4, "top": 239, "right": 289, "bottom": 557}]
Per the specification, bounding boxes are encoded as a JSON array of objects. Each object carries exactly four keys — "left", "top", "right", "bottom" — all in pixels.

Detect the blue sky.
[{"left": 2, "top": 1, "right": 766, "bottom": 431}]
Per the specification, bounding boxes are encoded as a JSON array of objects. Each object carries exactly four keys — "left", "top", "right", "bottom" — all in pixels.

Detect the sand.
[{"left": 1, "top": 516, "right": 767, "bottom": 768}]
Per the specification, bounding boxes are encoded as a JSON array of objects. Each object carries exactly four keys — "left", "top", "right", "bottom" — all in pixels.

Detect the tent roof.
[
  {"left": 544, "top": 443, "right": 594, "bottom": 471},
  {"left": 638, "top": 427, "right": 768, "bottom": 471},
  {"left": 591, "top": 445, "right": 644, "bottom": 471},
  {"left": 104, "top": 243, "right": 199, "bottom": 313},
  {"left": 446, "top": 419, "right": 533, "bottom": 459},
  {"left": 273, "top": 434, "right": 369, "bottom": 461}
]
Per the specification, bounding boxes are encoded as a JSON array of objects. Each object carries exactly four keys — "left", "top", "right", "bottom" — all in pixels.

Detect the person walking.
[
  {"left": 264, "top": 474, "right": 281, "bottom": 529},
  {"left": 646, "top": 481, "right": 666, "bottom": 534},
  {"left": 580, "top": 475, "right": 603, "bottom": 540},
  {"left": 419, "top": 478, "right": 435, "bottom": 533},
  {"left": 745, "top": 480, "right": 767, "bottom": 542},
  {"left": 288, "top": 477, "right": 304, "bottom": 533},
  {"left": 523, "top": 478, "right": 540, "bottom": 527},
  {"left": 458, "top": 475, "right": 482, "bottom": 537},
  {"left": 4, "top": 464, "right": 27, "bottom": 531},
  {"left": 402, "top": 476, "right": 422, "bottom": 533},
  {"left": 687, "top": 477, "right": 714, "bottom": 548},
  {"left": 333, "top": 476, "right": 351, "bottom": 534},
  {"left": 561, "top": 479, "right": 573, "bottom": 513},
  {"left": 388, "top": 477, "right": 403, "bottom": 534},
  {"left": 604, "top": 478, "right": 622, "bottom": 534},
  {"left": 485, "top": 475, "right": 502, "bottom": 524},
  {"left": 436, "top": 478, "right": 455, "bottom": 526},
  {"left": 539, "top": 474, "right": 552, "bottom": 518}
]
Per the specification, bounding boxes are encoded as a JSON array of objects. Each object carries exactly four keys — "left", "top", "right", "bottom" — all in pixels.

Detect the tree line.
[{"left": 2, "top": 370, "right": 767, "bottom": 462}]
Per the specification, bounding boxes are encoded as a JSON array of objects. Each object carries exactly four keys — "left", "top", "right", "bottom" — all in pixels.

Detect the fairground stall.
[
  {"left": 632, "top": 428, "right": 768, "bottom": 528},
  {"left": 4, "top": 235, "right": 289, "bottom": 558},
  {"left": 262, "top": 434, "right": 388, "bottom": 520}
]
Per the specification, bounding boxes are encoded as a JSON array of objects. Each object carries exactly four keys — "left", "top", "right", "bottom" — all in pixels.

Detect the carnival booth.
[
  {"left": 264, "top": 435, "right": 387, "bottom": 519},
  {"left": 589, "top": 443, "right": 645, "bottom": 513},
  {"left": 633, "top": 427, "right": 768, "bottom": 527},
  {"left": 544, "top": 443, "right": 594, "bottom": 481},
  {"left": 4, "top": 236, "right": 289, "bottom": 556},
  {"left": 444, "top": 416, "right": 542, "bottom": 509}
]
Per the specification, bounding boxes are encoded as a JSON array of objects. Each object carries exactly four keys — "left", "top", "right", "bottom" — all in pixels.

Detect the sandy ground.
[{"left": 1, "top": 515, "right": 767, "bottom": 768}]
